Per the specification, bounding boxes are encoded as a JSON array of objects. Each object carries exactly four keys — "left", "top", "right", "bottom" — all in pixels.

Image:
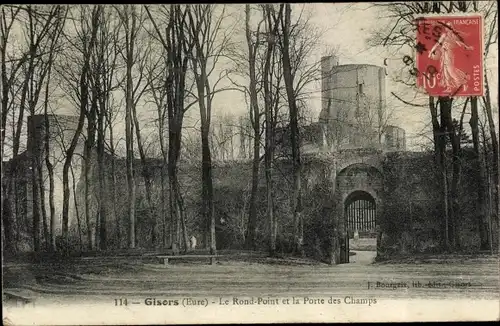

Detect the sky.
[
  {"left": 21, "top": 3, "right": 498, "bottom": 154},
  {"left": 187, "top": 2, "right": 498, "bottom": 151}
]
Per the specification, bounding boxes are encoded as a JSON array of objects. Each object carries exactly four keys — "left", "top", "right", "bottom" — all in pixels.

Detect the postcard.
[{"left": 2, "top": 2, "right": 499, "bottom": 324}]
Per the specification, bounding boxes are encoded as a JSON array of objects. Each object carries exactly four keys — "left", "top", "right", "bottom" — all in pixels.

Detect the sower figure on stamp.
[{"left": 428, "top": 22, "right": 474, "bottom": 93}]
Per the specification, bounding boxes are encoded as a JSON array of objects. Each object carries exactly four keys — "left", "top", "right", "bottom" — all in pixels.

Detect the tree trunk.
[
  {"left": 177, "top": 177, "right": 189, "bottom": 252},
  {"left": 97, "top": 100, "right": 107, "bottom": 250},
  {"left": 44, "top": 115, "right": 56, "bottom": 252},
  {"left": 68, "top": 164, "right": 82, "bottom": 250},
  {"left": 31, "top": 151, "right": 41, "bottom": 252},
  {"left": 38, "top": 162, "right": 49, "bottom": 250},
  {"left": 265, "top": 126, "right": 275, "bottom": 255},
  {"left": 86, "top": 92, "right": 99, "bottom": 249},
  {"left": 168, "top": 127, "right": 188, "bottom": 252},
  {"left": 126, "top": 87, "right": 136, "bottom": 250},
  {"left": 0, "top": 33, "right": 8, "bottom": 161},
  {"left": 246, "top": 137, "right": 259, "bottom": 250},
  {"left": 201, "top": 125, "right": 216, "bottom": 254},
  {"left": 280, "top": 4, "right": 303, "bottom": 255},
  {"left": 263, "top": 4, "right": 279, "bottom": 256},
  {"left": 161, "top": 164, "right": 167, "bottom": 248},
  {"left": 264, "top": 109, "right": 275, "bottom": 255},
  {"left": 430, "top": 96, "right": 449, "bottom": 249},
  {"left": 469, "top": 96, "right": 489, "bottom": 250},
  {"left": 108, "top": 121, "right": 120, "bottom": 248},
  {"left": 244, "top": 5, "right": 260, "bottom": 251},
  {"left": 168, "top": 176, "right": 178, "bottom": 248},
  {"left": 440, "top": 96, "right": 460, "bottom": 249},
  {"left": 85, "top": 133, "right": 95, "bottom": 250},
  {"left": 61, "top": 160, "right": 72, "bottom": 242},
  {"left": 132, "top": 103, "right": 156, "bottom": 248},
  {"left": 2, "top": 173, "right": 16, "bottom": 254},
  {"left": 124, "top": 5, "right": 137, "bottom": 249},
  {"left": 482, "top": 72, "right": 499, "bottom": 247}
]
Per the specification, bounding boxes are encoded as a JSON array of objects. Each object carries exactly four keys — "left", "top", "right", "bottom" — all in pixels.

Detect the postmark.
[{"left": 414, "top": 14, "right": 484, "bottom": 97}]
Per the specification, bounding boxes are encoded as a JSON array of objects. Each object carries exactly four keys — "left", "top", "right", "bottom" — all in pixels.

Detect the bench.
[{"left": 156, "top": 254, "right": 218, "bottom": 266}]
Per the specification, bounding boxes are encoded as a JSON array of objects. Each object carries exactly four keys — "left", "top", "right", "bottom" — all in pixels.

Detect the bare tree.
[
  {"left": 143, "top": 42, "right": 169, "bottom": 247},
  {"left": 211, "top": 6, "right": 262, "bottom": 249},
  {"left": 117, "top": 8, "right": 152, "bottom": 248},
  {"left": 276, "top": 4, "right": 304, "bottom": 255},
  {"left": 57, "top": 5, "right": 100, "bottom": 249},
  {"left": 24, "top": 5, "right": 65, "bottom": 251},
  {"left": 262, "top": 4, "right": 283, "bottom": 255},
  {"left": 145, "top": 5, "right": 198, "bottom": 251},
  {"left": 271, "top": 4, "right": 336, "bottom": 254},
  {"left": 186, "top": 4, "right": 235, "bottom": 254},
  {"left": 242, "top": 4, "right": 264, "bottom": 250},
  {"left": 115, "top": 4, "right": 144, "bottom": 249},
  {"left": 89, "top": 6, "right": 123, "bottom": 250},
  {"left": 41, "top": 5, "right": 67, "bottom": 251}
]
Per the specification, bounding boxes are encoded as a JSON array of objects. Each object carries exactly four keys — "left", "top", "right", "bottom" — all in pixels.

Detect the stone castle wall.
[{"left": 2, "top": 115, "right": 490, "bottom": 261}]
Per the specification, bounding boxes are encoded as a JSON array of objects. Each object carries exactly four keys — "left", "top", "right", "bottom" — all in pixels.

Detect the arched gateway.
[{"left": 334, "top": 162, "right": 383, "bottom": 264}]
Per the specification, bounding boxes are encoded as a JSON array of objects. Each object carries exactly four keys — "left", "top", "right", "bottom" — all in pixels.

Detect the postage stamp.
[
  {"left": 415, "top": 14, "right": 484, "bottom": 97},
  {"left": 1, "top": 3, "right": 499, "bottom": 325}
]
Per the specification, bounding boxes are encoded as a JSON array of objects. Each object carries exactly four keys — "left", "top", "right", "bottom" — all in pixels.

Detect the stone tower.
[{"left": 320, "top": 56, "right": 387, "bottom": 150}]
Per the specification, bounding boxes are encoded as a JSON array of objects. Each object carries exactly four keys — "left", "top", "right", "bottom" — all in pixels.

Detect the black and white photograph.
[{"left": 1, "top": 2, "right": 499, "bottom": 324}]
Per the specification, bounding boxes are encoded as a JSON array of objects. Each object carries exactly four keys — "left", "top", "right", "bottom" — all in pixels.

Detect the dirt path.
[{"left": 3, "top": 255, "right": 498, "bottom": 307}]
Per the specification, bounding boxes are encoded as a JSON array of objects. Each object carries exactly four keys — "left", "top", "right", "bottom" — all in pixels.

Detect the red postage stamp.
[{"left": 415, "top": 15, "right": 484, "bottom": 97}]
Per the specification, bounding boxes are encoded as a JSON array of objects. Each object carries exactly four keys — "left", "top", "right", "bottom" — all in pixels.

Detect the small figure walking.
[
  {"left": 354, "top": 229, "right": 360, "bottom": 241},
  {"left": 189, "top": 235, "right": 197, "bottom": 250}
]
